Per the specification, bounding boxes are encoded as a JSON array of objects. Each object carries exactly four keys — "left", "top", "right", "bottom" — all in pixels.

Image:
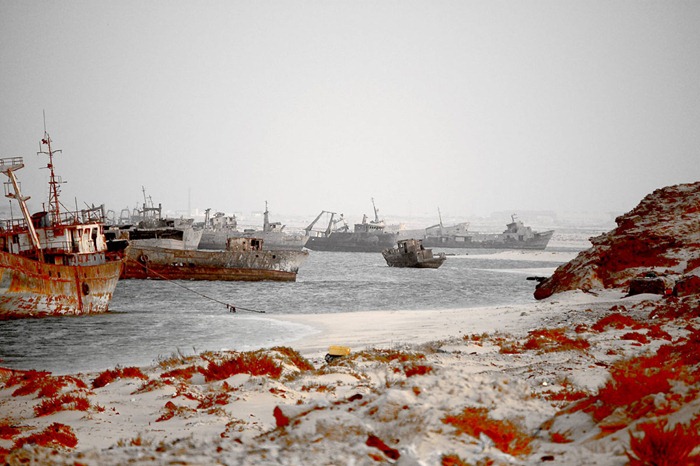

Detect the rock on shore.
[{"left": 535, "top": 181, "right": 700, "bottom": 300}]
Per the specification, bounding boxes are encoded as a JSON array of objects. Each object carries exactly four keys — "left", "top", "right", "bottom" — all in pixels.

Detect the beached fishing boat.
[
  {"left": 382, "top": 239, "right": 446, "bottom": 269},
  {"left": 0, "top": 133, "right": 125, "bottom": 320},
  {"left": 123, "top": 237, "right": 308, "bottom": 281}
]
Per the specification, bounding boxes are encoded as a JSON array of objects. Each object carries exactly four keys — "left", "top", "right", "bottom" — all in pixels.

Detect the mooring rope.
[{"left": 123, "top": 257, "right": 266, "bottom": 314}]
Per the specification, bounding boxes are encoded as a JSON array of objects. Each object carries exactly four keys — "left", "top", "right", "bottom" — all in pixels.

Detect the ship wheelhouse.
[{"left": 0, "top": 208, "right": 110, "bottom": 266}]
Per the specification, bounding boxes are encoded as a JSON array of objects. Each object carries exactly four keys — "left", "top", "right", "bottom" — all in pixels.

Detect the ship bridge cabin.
[
  {"left": 354, "top": 213, "right": 386, "bottom": 234},
  {"left": 0, "top": 210, "right": 109, "bottom": 266},
  {"left": 354, "top": 222, "right": 385, "bottom": 233}
]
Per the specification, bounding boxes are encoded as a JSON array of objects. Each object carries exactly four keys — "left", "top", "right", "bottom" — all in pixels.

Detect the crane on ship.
[{"left": 304, "top": 211, "right": 347, "bottom": 236}]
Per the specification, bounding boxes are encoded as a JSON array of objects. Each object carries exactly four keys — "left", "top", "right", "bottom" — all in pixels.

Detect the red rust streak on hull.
[{"left": 0, "top": 252, "right": 123, "bottom": 320}]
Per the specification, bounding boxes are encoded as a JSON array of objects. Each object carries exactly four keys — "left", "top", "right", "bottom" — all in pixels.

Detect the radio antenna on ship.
[{"left": 37, "top": 110, "right": 64, "bottom": 226}]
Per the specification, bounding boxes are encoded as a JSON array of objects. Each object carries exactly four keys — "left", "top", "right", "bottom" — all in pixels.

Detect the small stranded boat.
[{"left": 382, "top": 239, "right": 446, "bottom": 269}]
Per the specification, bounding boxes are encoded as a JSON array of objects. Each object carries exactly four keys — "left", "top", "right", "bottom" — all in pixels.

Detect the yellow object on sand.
[{"left": 328, "top": 345, "right": 351, "bottom": 356}]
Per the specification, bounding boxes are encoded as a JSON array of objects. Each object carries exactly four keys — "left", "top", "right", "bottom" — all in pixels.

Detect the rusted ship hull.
[
  {"left": 383, "top": 251, "right": 446, "bottom": 268},
  {"left": 0, "top": 252, "right": 123, "bottom": 320},
  {"left": 123, "top": 245, "right": 308, "bottom": 281},
  {"left": 382, "top": 239, "right": 446, "bottom": 269},
  {"left": 199, "top": 230, "right": 307, "bottom": 251}
]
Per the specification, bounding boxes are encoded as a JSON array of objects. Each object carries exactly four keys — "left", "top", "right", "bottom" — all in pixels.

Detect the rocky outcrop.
[{"left": 535, "top": 182, "right": 700, "bottom": 300}]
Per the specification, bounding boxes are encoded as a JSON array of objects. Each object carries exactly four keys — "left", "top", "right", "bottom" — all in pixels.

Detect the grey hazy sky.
[{"left": 1, "top": 0, "right": 699, "bottom": 222}]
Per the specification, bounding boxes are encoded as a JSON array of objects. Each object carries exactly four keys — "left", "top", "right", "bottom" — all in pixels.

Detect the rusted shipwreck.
[
  {"left": 123, "top": 237, "right": 308, "bottom": 281},
  {"left": 0, "top": 134, "right": 125, "bottom": 320},
  {"left": 382, "top": 239, "right": 446, "bottom": 269}
]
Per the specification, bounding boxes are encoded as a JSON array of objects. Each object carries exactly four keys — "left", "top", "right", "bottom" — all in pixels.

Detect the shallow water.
[{"left": 0, "top": 248, "right": 573, "bottom": 374}]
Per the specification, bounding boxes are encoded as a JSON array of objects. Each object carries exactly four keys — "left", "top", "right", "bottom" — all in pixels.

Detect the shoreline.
[{"left": 272, "top": 289, "right": 630, "bottom": 358}]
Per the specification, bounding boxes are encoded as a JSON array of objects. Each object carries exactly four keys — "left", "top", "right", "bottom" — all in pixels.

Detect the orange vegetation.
[
  {"left": 442, "top": 406, "right": 532, "bottom": 456},
  {"left": 550, "top": 432, "right": 572, "bottom": 443},
  {"left": 273, "top": 406, "right": 290, "bottom": 428},
  {"left": 356, "top": 349, "right": 426, "bottom": 364},
  {"left": 463, "top": 333, "right": 488, "bottom": 342},
  {"left": 441, "top": 454, "right": 470, "bottom": 466},
  {"left": 156, "top": 401, "right": 196, "bottom": 422},
  {"left": 92, "top": 366, "right": 148, "bottom": 388},
  {"left": 621, "top": 332, "right": 649, "bottom": 344},
  {"left": 574, "top": 324, "right": 590, "bottom": 334},
  {"left": 522, "top": 327, "right": 590, "bottom": 353},
  {"left": 301, "top": 384, "right": 332, "bottom": 393},
  {"left": 4, "top": 369, "right": 86, "bottom": 398},
  {"left": 646, "top": 323, "right": 672, "bottom": 341},
  {"left": 649, "top": 296, "right": 700, "bottom": 320},
  {"left": 571, "top": 325, "right": 700, "bottom": 423},
  {"left": 34, "top": 393, "right": 91, "bottom": 417},
  {"left": 404, "top": 363, "right": 433, "bottom": 378},
  {"left": 197, "top": 392, "right": 230, "bottom": 410},
  {"left": 160, "top": 366, "right": 197, "bottom": 381},
  {"left": 591, "top": 355, "right": 675, "bottom": 421},
  {"left": 540, "top": 387, "right": 588, "bottom": 404},
  {"left": 13, "top": 422, "right": 78, "bottom": 449},
  {"left": 366, "top": 434, "right": 400, "bottom": 461},
  {"left": 0, "top": 422, "right": 21, "bottom": 440},
  {"left": 270, "top": 346, "right": 314, "bottom": 371},
  {"left": 592, "top": 313, "right": 642, "bottom": 332},
  {"left": 626, "top": 418, "right": 700, "bottom": 466},
  {"left": 199, "top": 351, "right": 283, "bottom": 381},
  {"left": 132, "top": 378, "right": 170, "bottom": 395}
]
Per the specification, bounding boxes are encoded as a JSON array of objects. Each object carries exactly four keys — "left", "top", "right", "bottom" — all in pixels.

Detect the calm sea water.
[{"left": 0, "top": 249, "right": 572, "bottom": 374}]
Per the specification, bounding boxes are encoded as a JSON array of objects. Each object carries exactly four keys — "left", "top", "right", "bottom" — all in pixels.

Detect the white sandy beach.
[{"left": 273, "top": 289, "right": 622, "bottom": 357}]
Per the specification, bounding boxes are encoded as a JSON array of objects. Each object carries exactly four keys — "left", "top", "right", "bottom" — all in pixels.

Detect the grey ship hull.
[
  {"left": 305, "top": 232, "right": 398, "bottom": 253},
  {"left": 423, "top": 230, "right": 554, "bottom": 250},
  {"left": 199, "top": 230, "right": 307, "bottom": 251}
]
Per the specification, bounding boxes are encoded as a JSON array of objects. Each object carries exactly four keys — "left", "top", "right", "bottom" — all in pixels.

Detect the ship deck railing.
[
  {"left": 0, "top": 218, "right": 32, "bottom": 234},
  {"left": 0, "top": 157, "right": 25, "bottom": 173},
  {"left": 0, "top": 211, "right": 106, "bottom": 233}
]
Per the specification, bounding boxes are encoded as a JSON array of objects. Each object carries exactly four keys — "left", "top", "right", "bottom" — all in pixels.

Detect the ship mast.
[
  {"left": 263, "top": 200, "right": 270, "bottom": 232},
  {"left": 37, "top": 117, "right": 63, "bottom": 226}
]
